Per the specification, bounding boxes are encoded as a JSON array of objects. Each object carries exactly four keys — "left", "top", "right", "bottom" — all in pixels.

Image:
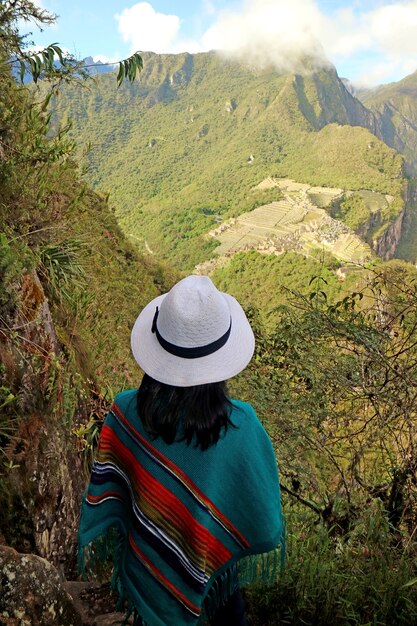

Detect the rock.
[
  {"left": 0, "top": 545, "right": 82, "bottom": 626},
  {"left": 373, "top": 210, "right": 405, "bottom": 260},
  {"left": 198, "top": 124, "right": 209, "bottom": 137},
  {"left": 63, "top": 581, "right": 134, "bottom": 626},
  {"left": 1, "top": 271, "right": 91, "bottom": 577},
  {"left": 225, "top": 99, "right": 237, "bottom": 113}
]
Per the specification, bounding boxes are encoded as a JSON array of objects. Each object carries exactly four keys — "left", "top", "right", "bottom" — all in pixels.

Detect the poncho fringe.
[{"left": 78, "top": 524, "right": 285, "bottom": 625}]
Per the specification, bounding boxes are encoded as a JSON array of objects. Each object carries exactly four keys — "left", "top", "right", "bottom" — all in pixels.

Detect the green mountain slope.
[
  {"left": 49, "top": 52, "right": 405, "bottom": 269},
  {"left": 211, "top": 249, "right": 361, "bottom": 325},
  {"left": 358, "top": 71, "right": 417, "bottom": 262},
  {"left": 359, "top": 70, "right": 417, "bottom": 176}
]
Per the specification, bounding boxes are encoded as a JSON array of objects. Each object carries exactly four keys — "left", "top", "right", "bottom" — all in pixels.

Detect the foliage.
[
  {"left": 0, "top": 11, "right": 175, "bottom": 554},
  {"left": 0, "top": 0, "right": 55, "bottom": 56},
  {"left": 360, "top": 69, "right": 417, "bottom": 176},
  {"left": 1, "top": 1, "right": 83, "bottom": 84},
  {"left": 0, "top": 233, "right": 33, "bottom": 307},
  {"left": 331, "top": 192, "right": 372, "bottom": 231},
  {"left": 38, "top": 239, "right": 86, "bottom": 304},
  {"left": 0, "top": 384, "right": 17, "bottom": 453},
  {"left": 392, "top": 179, "right": 417, "bottom": 264},
  {"left": 212, "top": 250, "right": 358, "bottom": 326},
  {"left": 240, "top": 261, "right": 417, "bottom": 531},
  {"left": 0, "top": 70, "right": 177, "bottom": 390},
  {"left": 116, "top": 52, "right": 143, "bottom": 87},
  {"left": 18, "top": 43, "right": 75, "bottom": 84},
  {"left": 0, "top": 1, "right": 143, "bottom": 87},
  {"left": 246, "top": 509, "right": 417, "bottom": 625},
  {"left": 1, "top": 5, "right": 417, "bottom": 619},
  {"left": 227, "top": 260, "right": 417, "bottom": 622},
  {"left": 330, "top": 190, "right": 406, "bottom": 242}
]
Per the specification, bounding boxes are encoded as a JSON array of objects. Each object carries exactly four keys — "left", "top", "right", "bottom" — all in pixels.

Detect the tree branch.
[{"left": 280, "top": 483, "right": 323, "bottom": 515}]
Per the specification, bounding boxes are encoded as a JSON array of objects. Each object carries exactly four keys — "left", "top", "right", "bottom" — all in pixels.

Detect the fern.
[{"left": 38, "top": 239, "right": 86, "bottom": 305}]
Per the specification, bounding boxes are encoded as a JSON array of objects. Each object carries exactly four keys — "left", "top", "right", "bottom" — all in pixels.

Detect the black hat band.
[{"left": 151, "top": 306, "right": 232, "bottom": 359}]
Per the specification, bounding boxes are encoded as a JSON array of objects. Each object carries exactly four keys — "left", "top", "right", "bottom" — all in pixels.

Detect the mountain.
[
  {"left": 82, "top": 56, "right": 117, "bottom": 75},
  {"left": 48, "top": 51, "right": 406, "bottom": 269},
  {"left": 11, "top": 55, "right": 115, "bottom": 84},
  {"left": 358, "top": 70, "right": 417, "bottom": 177}
]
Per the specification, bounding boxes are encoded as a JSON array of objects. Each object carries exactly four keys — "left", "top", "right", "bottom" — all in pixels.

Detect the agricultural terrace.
[{"left": 205, "top": 178, "right": 371, "bottom": 266}]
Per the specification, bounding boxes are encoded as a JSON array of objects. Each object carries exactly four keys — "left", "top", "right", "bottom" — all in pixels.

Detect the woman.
[{"left": 78, "top": 275, "right": 284, "bottom": 626}]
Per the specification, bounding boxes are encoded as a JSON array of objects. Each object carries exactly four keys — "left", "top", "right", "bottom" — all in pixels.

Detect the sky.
[{"left": 25, "top": 0, "right": 417, "bottom": 86}]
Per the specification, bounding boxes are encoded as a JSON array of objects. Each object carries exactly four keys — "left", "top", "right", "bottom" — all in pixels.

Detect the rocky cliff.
[
  {"left": 0, "top": 271, "right": 94, "bottom": 575},
  {"left": 373, "top": 210, "right": 406, "bottom": 260},
  {"left": 359, "top": 70, "right": 417, "bottom": 176},
  {"left": 292, "top": 67, "right": 379, "bottom": 133}
]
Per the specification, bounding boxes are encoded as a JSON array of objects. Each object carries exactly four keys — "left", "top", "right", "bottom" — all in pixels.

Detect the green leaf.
[
  {"left": 19, "top": 59, "right": 25, "bottom": 83},
  {"left": 50, "top": 44, "right": 64, "bottom": 65},
  {"left": 47, "top": 47, "right": 55, "bottom": 65},
  {"left": 117, "top": 52, "right": 143, "bottom": 86},
  {"left": 116, "top": 62, "right": 124, "bottom": 87},
  {"left": 34, "top": 54, "right": 42, "bottom": 79},
  {"left": 40, "top": 92, "right": 53, "bottom": 113},
  {"left": 401, "top": 577, "right": 417, "bottom": 589},
  {"left": 29, "top": 57, "right": 38, "bottom": 83}
]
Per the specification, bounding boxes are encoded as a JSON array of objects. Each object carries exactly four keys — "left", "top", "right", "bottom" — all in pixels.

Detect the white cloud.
[
  {"left": 329, "top": 1, "right": 417, "bottom": 83},
  {"left": 202, "top": 0, "right": 331, "bottom": 72},
  {"left": 323, "top": 1, "right": 417, "bottom": 61},
  {"left": 115, "top": 3, "right": 181, "bottom": 54},
  {"left": 356, "top": 56, "right": 417, "bottom": 87},
  {"left": 93, "top": 54, "right": 119, "bottom": 64},
  {"left": 200, "top": 0, "right": 417, "bottom": 84},
  {"left": 367, "top": 3, "right": 417, "bottom": 57},
  {"left": 113, "top": 1, "right": 417, "bottom": 84}
]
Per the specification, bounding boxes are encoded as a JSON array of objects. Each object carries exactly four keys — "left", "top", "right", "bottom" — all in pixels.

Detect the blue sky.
[{"left": 27, "top": 0, "right": 417, "bottom": 86}]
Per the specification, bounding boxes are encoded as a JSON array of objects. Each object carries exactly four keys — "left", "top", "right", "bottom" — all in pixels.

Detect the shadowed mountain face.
[
  {"left": 359, "top": 70, "right": 417, "bottom": 176},
  {"left": 49, "top": 51, "right": 405, "bottom": 268}
]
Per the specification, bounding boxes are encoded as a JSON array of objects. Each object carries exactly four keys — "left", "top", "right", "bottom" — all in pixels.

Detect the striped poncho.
[{"left": 78, "top": 389, "right": 284, "bottom": 626}]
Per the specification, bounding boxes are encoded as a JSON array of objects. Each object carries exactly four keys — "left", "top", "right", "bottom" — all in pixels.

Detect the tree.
[
  {"left": 247, "top": 261, "right": 417, "bottom": 537},
  {"left": 0, "top": 0, "right": 142, "bottom": 86}
]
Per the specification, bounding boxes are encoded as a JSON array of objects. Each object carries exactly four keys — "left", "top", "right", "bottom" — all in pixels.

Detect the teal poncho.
[{"left": 78, "top": 389, "right": 284, "bottom": 626}]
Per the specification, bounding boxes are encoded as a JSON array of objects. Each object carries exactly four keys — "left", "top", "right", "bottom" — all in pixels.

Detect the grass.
[{"left": 245, "top": 509, "right": 417, "bottom": 625}]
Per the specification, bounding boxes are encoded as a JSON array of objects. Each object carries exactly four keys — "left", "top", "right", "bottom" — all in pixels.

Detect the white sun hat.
[{"left": 130, "top": 275, "right": 255, "bottom": 387}]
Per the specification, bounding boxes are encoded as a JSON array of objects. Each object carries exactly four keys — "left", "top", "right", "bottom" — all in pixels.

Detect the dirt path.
[{"left": 128, "top": 233, "right": 155, "bottom": 255}]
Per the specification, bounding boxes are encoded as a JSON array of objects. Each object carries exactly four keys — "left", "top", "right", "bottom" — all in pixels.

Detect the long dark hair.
[{"left": 137, "top": 373, "right": 234, "bottom": 450}]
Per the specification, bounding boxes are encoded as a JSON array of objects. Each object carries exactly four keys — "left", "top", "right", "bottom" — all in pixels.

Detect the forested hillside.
[
  {"left": 48, "top": 52, "right": 406, "bottom": 269},
  {"left": 357, "top": 71, "right": 417, "bottom": 261},
  {"left": 360, "top": 70, "right": 417, "bottom": 177}
]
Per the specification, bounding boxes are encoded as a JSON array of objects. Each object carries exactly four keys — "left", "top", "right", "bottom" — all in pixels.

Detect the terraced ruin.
[{"left": 196, "top": 178, "right": 373, "bottom": 274}]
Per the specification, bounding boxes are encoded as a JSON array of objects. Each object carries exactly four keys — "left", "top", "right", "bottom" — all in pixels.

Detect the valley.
[{"left": 48, "top": 51, "right": 407, "bottom": 272}]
